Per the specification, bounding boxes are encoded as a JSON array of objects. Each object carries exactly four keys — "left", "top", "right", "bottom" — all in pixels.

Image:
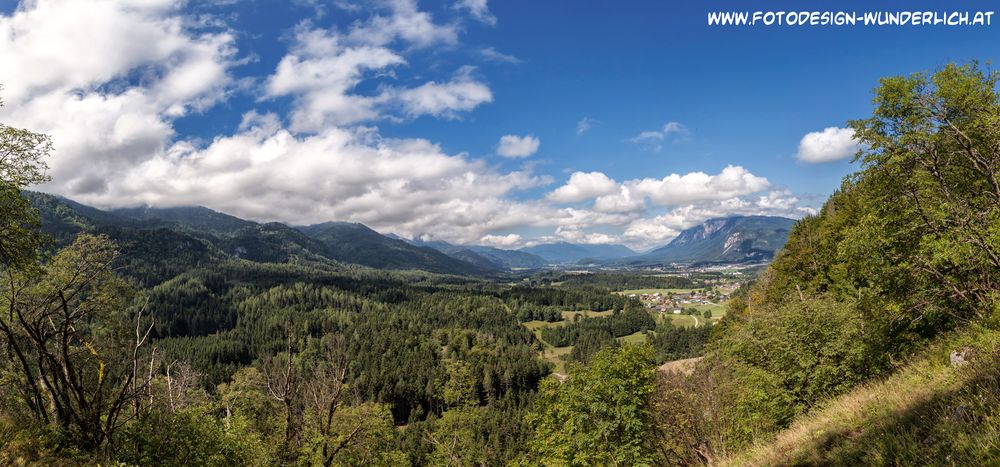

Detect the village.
[
  {"left": 622, "top": 277, "right": 742, "bottom": 320},
  {"left": 628, "top": 289, "right": 719, "bottom": 314}
]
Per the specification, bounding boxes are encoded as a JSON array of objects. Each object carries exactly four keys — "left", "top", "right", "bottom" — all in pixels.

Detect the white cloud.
[
  {"left": 553, "top": 227, "right": 621, "bottom": 245},
  {"left": 796, "top": 126, "right": 860, "bottom": 163},
  {"left": 594, "top": 186, "right": 644, "bottom": 213},
  {"left": 266, "top": 26, "right": 405, "bottom": 130},
  {"left": 576, "top": 117, "right": 596, "bottom": 136},
  {"left": 345, "top": 0, "right": 458, "bottom": 48},
  {"left": 479, "top": 233, "right": 521, "bottom": 247},
  {"left": 622, "top": 219, "right": 681, "bottom": 247},
  {"left": 629, "top": 165, "right": 770, "bottom": 206},
  {"left": 455, "top": 0, "right": 496, "bottom": 26},
  {"left": 548, "top": 165, "right": 769, "bottom": 210},
  {"left": 627, "top": 121, "right": 689, "bottom": 152},
  {"left": 479, "top": 47, "right": 520, "bottom": 64},
  {"left": 547, "top": 171, "right": 619, "bottom": 203},
  {"left": 392, "top": 67, "right": 493, "bottom": 119},
  {"left": 496, "top": 134, "right": 540, "bottom": 158},
  {"left": 267, "top": 20, "right": 490, "bottom": 132},
  {"left": 0, "top": 0, "right": 238, "bottom": 196}
]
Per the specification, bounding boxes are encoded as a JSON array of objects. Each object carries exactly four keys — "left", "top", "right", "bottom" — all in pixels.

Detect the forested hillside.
[
  {"left": 1, "top": 63, "right": 999, "bottom": 466},
  {"left": 26, "top": 193, "right": 501, "bottom": 277},
  {"left": 657, "top": 62, "right": 1000, "bottom": 464}
]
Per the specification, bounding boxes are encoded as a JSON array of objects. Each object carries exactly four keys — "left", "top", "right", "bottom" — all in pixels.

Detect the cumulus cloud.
[
  {"left": 796, "top": 126, "right": 860, "bottom": 163},
  {"left": 392, "top": 67, "right": 493, "bottom": 119},
  {"left": 547, "top": 171, "right": 619, "bottom": 203},
  {"left": 496, "top": 134, "right": 540, "bottom": 158},
  {"left": 345, "top": 0, "right": 458, "bottom": 48},
  {"left": 266, "top": 15, "right": 489, "bottom": 132},
  {"left": 627, "top": 121, "right": 688, "bottom": 151},
  {"left": 548, "top": 165, "right": 769, "bottom": 209},
  {"left": 0, "top": 0, "right": 238, "bottom": 196},
  {"left": 455, "top": 0, "right": 496, "bottom": 26},
  {"left": 538, "top": 166, "right": 792, "bottom": 248},
  {"left": 629, "top": 165, "right": 770, "bottom": 205},
  {"left": 0, "top": 0, "right": 563, "bottom": 246},
  {"left": 594, "top": 186, "right": 644, "bottom": 213},
  {"left": 266, "top": 26, "right": 404, "bottom": 130},
  {"left": 479, "top": 233, "right": 521, "bottom": 247},
  {"left": 553, "top": 227, "right": 621, "bottom": 245}
]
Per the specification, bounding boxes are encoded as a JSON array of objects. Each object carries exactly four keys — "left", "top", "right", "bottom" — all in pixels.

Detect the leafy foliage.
[
  {"left": 647, "top": 320, "right": 713, "bottom": 363},
  {"left": 526, "top": 345, "right": 658, "bottom": 465},
  {"left": 692, "top": 62, "right": 1000, "bottom": 454}
]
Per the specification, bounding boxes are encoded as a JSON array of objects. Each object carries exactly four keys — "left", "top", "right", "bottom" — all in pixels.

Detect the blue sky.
[{"left": 0, "top": 0, "right": 996, "bottom": 248}]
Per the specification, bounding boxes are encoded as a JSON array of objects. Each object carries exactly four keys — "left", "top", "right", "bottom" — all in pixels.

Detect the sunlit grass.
[
  {"left": 721, "top": 324, "right": 1000, "bottom": 466},
  {"left": 617, "top": 331, "right": 648, "bottom": 345}
]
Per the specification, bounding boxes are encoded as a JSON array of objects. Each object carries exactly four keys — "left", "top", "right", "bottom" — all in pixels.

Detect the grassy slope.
[{"left": 721, "top": 323, "right": 1000, "bottom": 466}]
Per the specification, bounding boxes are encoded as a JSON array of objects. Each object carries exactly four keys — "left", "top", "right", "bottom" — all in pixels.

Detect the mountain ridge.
[
  {"left": 519, "top": 242, "right": 636, "bottom": 264},
  {"left": 623, "top": 215, "right": 796, "bottom": 265},
  {"left": 26, "top": 193, "right": 494, "bottom": 277}
]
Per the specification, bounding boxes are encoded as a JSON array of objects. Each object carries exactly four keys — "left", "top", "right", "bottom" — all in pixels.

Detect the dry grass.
[
  {"left": 719, "top": 324, "right": 1000, "bottom": 466},
  {"left": 560, "top": 309, "right": 616, "bottom": 320},
  {"left": 658, "top": 357, "right": 703, "bottom": 376}
]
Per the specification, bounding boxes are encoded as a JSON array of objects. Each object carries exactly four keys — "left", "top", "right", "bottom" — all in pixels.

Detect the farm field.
[
  {"left": 652, "top": 303, "right": 727, "bottom": 327},
  {"left": 661, "top": 314, "right": 699, "bottom": 328},
  {"left": 691, "top": 302, "right": 727, "bottom": 322}
]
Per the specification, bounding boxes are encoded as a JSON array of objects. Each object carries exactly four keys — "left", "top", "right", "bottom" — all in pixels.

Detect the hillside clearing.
[
  {"left": 617, "top": 331, "right": 647, "bottom": 345},
  {"left": 657, "top": 357, "right": 703, "bottom": 376}
]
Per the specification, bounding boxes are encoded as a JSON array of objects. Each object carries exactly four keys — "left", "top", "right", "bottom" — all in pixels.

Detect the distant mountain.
[
  {"left": 465, "top": 246, "right": 548, "bottom": 269},
  {"left": 519, "top": 242, "right": 636, "bottom": 264},
  {"left": 26, "top": 193, "right": 227, "bottom": 286},
  {"left": 296, "top": 222, "right": 493, "bottom": 275},
  {"left": 406, "top": 238, "right": 548, "bottom": 270},
  {"left": 111, "top": 206, "right": 255, "bottom": 236},
  {"left": 405, "top": 239, "right": 504, "bottom": 271},
  {"left": 626, "top": 215, "right": 796, "bottom": 265},
  {"left": 27, "top": 193, "right": 495, "bottom": 277},
  {"left": 110, "top": 204, "right": 333, "bottom": 264}
]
